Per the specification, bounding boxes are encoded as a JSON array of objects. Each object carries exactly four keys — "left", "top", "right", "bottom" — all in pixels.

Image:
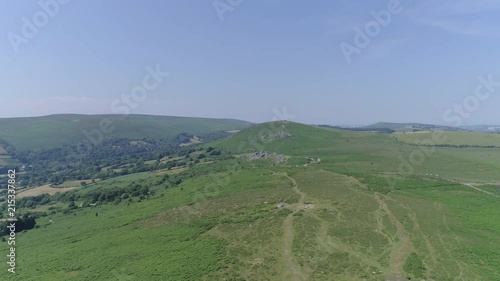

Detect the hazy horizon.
[
  {"left": 0, "top": 112, "right": 499, "bottom": 128},
  {"left": 2, "top": 1, "right": 500, "bottom": 125}
]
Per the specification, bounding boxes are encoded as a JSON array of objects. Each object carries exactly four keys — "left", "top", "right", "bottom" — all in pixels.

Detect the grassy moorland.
[{"left": 1, "top": 121, "right": 500, "bottom": 280}]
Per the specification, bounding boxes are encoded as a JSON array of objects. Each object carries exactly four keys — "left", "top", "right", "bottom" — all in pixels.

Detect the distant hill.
[
  {"left": 0, "top": 114, "right": 252, "bottom": 151},
  {"left": 362, "top": 122, "right": 461, "bottom": 132},
  {"left": 459, "top": 125, "right": 500, "bottom": 132}
]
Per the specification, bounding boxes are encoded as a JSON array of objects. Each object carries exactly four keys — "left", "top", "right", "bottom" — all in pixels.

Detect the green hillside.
[
  {"left": 1, "top": 121, "right": 500, "bottom": 280},
  {"left": 0, "top": 114, "right": 251, "bottom": 151}
]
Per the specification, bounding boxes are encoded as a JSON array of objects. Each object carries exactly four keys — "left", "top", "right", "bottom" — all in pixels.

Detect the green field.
[
  {"left": 394, "top": 131, "right": 500, "bottom": 147},
  {"left": 1, "top": 122, "right": 500, "bottom": 280}
]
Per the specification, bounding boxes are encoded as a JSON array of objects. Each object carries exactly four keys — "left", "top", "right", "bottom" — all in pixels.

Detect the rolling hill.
[
  {"left": 0, "top": 114, "right": 252, "bottom": 151},
  {"left": 362, "top": 122, "right": 461, "bottom": 132},
  {"left": 1, "top": 121, "right": 499, "bottom": 280}
]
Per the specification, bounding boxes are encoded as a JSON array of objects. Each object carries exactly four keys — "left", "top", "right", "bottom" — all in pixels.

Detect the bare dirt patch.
[{"left": 179, "top": 137, "right": 203, "bottom": 147}]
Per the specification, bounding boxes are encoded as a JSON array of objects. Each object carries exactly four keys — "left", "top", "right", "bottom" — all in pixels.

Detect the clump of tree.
[{"left": 0, "top": 214, "right": 37, "bottom": 236}]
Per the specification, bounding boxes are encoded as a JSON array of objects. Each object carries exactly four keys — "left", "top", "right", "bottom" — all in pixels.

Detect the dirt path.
[
  {"left": 281, "top": 173, "right": 309, "bottom": 281},
  {"left": 313, "top": 209, "right": 385, "bottom": 271},
  {"left": 303, "top": 157, "right": 321, "bottom": 167},
  {"left": 283, "top": 173, "right": 305, "bottom": 204},
  {"left": 274, "top": 141, "right": 288, "bottom": 151},
  {"left": 374, "top": 194, "right": 412, "bottom": 280},
  {"left": 463, "top": 183, "right": 500, "bottom": 199},
  {"left": 393, "top": 198, "right": 439, "bottom": 277},
  {"left": 440, "top": 178, "right": 500, "bottom": 199}
]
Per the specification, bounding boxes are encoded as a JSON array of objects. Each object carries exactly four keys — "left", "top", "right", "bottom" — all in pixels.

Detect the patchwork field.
[
  {"left": 17, "top": 185, "right": 79, "bottom": 199},
  {"left": 0, "top": 155, "right": 19, "bottom": 167}
]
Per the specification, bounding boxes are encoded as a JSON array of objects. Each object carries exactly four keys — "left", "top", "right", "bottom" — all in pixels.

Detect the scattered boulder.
[
  {"left": 260, "top": 131, "right": 292, "bottom": 141},
  {"left": 250, "top": 151, "right": 287, "bottom": 164},
  {"left": 304, "top": 204, "right": 314, "bottom": 210}
]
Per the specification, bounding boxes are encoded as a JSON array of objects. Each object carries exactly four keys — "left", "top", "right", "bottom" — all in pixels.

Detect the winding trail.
[
  {"left": 281, "top": 173, "right": 309, "bottom": 281},
  {"left": 390, "top": 197, "right": 440, "bottom": 278},
  {"left": 274, "top": 140, "right": 288, "bottom": 151},
  {"left": 303, "top": 157, "right": 321, "bottom": 167},
  {"left": 462, "top": 183, "right": 500, "bottom": 199},
  {"left": 374, "top": 194, "right": 413, "bottom": 280}
]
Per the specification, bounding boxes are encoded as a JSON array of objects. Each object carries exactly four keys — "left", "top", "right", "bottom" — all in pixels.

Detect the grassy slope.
[
  {"left": 215, "top": 122, "right": 500, "bottom": 182},
  {"left": 0, "top": 114, "right": 251, "bottom": 151},
  {"left": 2, "top": 122, "right": 500, "bottom": 280}
]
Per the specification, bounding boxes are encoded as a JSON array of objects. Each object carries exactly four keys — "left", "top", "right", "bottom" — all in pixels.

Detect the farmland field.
[
  {"left": 17, "top": 185, "right": 79, "bottom": 199},
  {"left": 0, "top": 155, "right": 19, "bottom": 167},
  {"left": 394, "top": 131, "right": 500, "bottom": 147}
]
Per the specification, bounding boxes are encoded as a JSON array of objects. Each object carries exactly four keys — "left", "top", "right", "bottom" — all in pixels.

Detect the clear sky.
[{"left": 1, "top": 0, "right": 499, "bottom": 125}]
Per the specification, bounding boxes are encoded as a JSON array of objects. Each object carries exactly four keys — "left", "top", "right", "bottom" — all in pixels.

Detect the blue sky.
[{"left": 1, "top": 0, "right": 499, "bottom": 125}]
